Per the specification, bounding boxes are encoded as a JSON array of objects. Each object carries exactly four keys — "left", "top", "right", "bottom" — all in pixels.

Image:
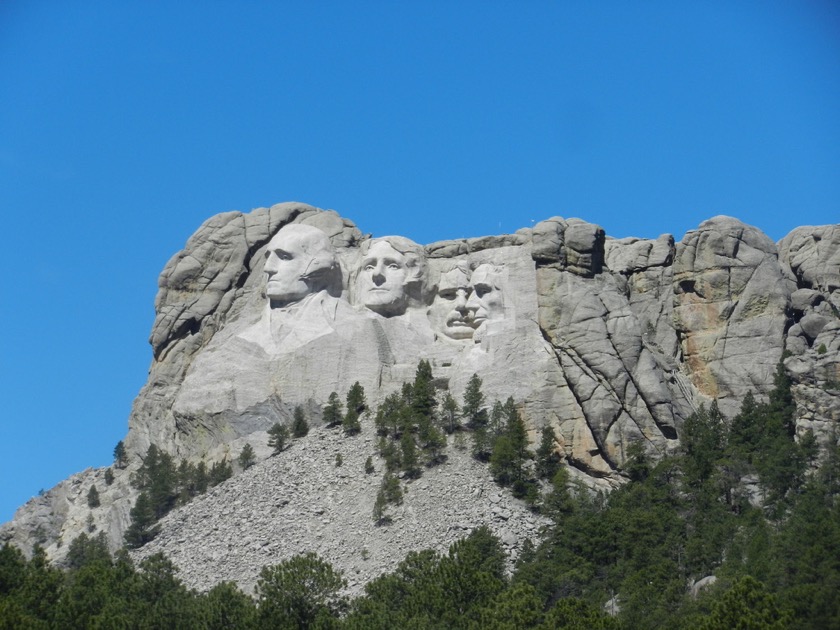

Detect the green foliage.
[
  {"left": 817, "top": 342, "right": 827, "bottom": 354},
  {"left": 412, "top": 359, "right": 436, "bottom": 421},
  {"left": 346, "top": 381, "right": 367, "bottom": 415},
  {"left": 463, "top": 373, "right": 488, "bottom": 429},
  {"left": 268, "top": 422, "right": 291, "bottom": 454},
  {"left": 727, "top": 362, "right": 809, "bottom": 508},
  {"left": 124, "top": 491, "right": 161, "bottom": 549},
  {"left": 133, "top": 444, "right": 178, "bottom": 519},
  {"left": 255, "top": 552, "right": 346, "bottom": 628},
  {"left": 209, "top": 459, "right": 233, "bottom": 486},
  {"left": 400, "top": 431, "right": 420, "bottom": 479},
  {"left": 203, "top": 581, "right": 256, "bottom": 628},
  {"left": 535, "top": 426, "right": 561, "bottom": 480},
  {"left": 292, "top": 405, "right": 309, "bottom": 437},
  {"left": 65, "top": 533, "right": 110, "bottom": 571},
  {"left": 540, "top": 597, "right": 619, "bottom": 629},
  {"left": 418, "top": 413, "right": 447, "bottom": 466},
  {"left": 442, "top": 392, "right": 461, "bottom": 434},
  {"left": 471, "top": 426, "right": 492, "bottom": 461},
  {"left": 347, "top": 527, "right": 506, "bottom": 628},
  {"left": 699, "top": 576, "right": 791, "bottom": 629},
  {"left": 113, "top": 440, "right": 127, "bottom": 469},
  {"left": 680, "top": 401, "right": 725, "bottom": 487},
  {"left": 364, "top": 456, "right": 375, "bottom": 475},
  {"left": 374, "top": 392, "right": 405, "bottom": 439},
  {"left": 323, "top": 391, "right": 344, "bottom": 428},
  {"left": 335, "top": 453, "right": 343, "bottom": 467},
  {"left": 103, "top": 468, "right": 114, "bottom": 486},
  {"left": 238, "top": 443, "right": 256, "bottom": 470},
  {"left": 342, "top": 409, "right": 362, "bottom": 436},
  {"left": 87, "top": 484, "right": 100, "bottom": 508},
  {"left": 343, "top": 382, "right": 366, "bottom": 435}
]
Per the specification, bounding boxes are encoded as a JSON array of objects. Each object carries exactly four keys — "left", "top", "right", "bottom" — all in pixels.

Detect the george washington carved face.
[{"left": 263, "top": 224, "right": 340, "bottom": 307}]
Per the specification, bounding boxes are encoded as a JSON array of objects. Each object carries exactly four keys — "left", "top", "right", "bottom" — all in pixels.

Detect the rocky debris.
[{"left": 131, "top": 422, "right": 549, "bottom": 596}]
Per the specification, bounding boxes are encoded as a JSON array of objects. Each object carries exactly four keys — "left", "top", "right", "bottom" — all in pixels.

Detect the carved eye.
[
  {"left": 364, "top": 264, "right": 375, "bottom": 271},
  {"left": 388, "top": 263, "right": 401, "bottom": 270},
  {"left": 474, "top": 285, "right": 491, "bottom": 298},
  {"left": 439, "top": 290, "right": 456, "bottom": 300}
]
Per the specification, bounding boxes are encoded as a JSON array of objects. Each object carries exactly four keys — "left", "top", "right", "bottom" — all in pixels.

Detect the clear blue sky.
[{"left": 1, "top": 1, "right": 838, "bottom": 523}]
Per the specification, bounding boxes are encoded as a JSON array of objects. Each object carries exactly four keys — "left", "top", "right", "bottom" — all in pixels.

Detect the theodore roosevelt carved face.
[
  {"left": 430, "top": 264, "right": 475, "bottom": 340},
  {"left": 263, "top": 224, "right": 340, "bottom": 308},
  {"left": 356, "top": 236, "right": 426, "bottom": 317}
]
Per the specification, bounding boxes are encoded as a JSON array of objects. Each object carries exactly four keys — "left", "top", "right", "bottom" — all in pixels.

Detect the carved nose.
[
  {"left": 454, "top": 292, "right": 469, "bottom": 312},
  {"left": 372, "top": 266, "right": 385, "bottom": 285},
  {"left": 466, "top": 293, "right": 479, "bottom": 311}
]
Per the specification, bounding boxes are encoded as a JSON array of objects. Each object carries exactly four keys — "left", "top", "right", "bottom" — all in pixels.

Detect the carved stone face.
[
  {"left": 430, "top": 267, "right": 475, "bottom": 340},
  {"left": 358, "top": 241, "right": 410, "bottom": 316},
  {"left": 263, "top": 224, "right": 337, "bottom": 307},
  {"left": 467, "top": 264, "right": 504, "bottom": 330}
]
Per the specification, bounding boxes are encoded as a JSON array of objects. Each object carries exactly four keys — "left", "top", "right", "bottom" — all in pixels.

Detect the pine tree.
[
  {"left": 506, "top": 399, "right": 529, "bottom": 471},
  {"left": 442, "top": 392, "right": 460, "bottom": 434},
  {"left": 380, "top": 472, "right": 403, "bottom": 505},
  {"left": 375, "top": 392, "right": 405, "bottom": 438},
  {"left": 291, "top": 406, "right": 309, "bottom": 437},
  {"left": 372, "top": 490, "right": 388, "bottom": 525},
  {"left": 268, "top": 423, "right": 290, "bottom": 454},
  {"left": 209, "top": 459, "right": 232, "bottom": 486},
  {"left": 346, "top": 381, "right": 367, "bottom": 415},
  {"left": 87, "top": 484, "right": 101, "bottom": 508},
  {"left": 418, "top": 414, "right": 447, "bottom": 466},
  {"left": 536, "top": 425, "right": 561, "bottom": 479},
  {"left": 463, "top": 373, "right": 488, "bottom": 429},
  {"left": 489, "top": 400, "right": 506, "bottom": 437},
  {"left": 343, "top": 409, "right": 362, "bottom": 436},
  {"left": 133, "top": 445, "right": 177, "bottom": 519},
  {"left": 255, "top": 553, "right": 347, "bottom": 629},
  {"left": 104, "top": 468, "right": 114, "bottom": 486},
  {"left": 364, "top": 456, "right": 375, "bottom": 474},
  {"left": 238, "top": 443, "right": 256, "bottom": 469},
  {"left": 323, "top": 392, "right": 344, "bottom": 427},
  {"left": 113, "top": 440, "right": 128, "bottom": 469},
  {"left": 401, "top": 432, "right": 420, "bottom": 479},
  {"left": 124, "top": 492, "right": 160, "bottom": 548},
  {"left": 412, "top": 360, "right": 436, "bottom": 421}
]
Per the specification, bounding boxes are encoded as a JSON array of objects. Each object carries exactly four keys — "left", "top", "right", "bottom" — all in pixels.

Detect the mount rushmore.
[{"left": 3, "top": 201, "right": 839, "bottom": 570}]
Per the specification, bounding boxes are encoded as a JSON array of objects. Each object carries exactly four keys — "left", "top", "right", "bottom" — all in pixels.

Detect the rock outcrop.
[{"left": 3, "top": 203, "right": 839, "bottom": 594}]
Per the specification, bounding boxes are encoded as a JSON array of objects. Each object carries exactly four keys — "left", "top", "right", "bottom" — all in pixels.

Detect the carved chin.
[{"left": 364, "top": 295, "right": 407, "bottom": 316}]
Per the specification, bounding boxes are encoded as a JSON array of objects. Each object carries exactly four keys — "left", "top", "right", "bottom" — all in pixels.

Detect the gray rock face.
[
  {"left": 3, "top": 204, "right": 839, "bottom": 593},
  {"left": 672, "top": 216, "right": 793, "bottom": 416},
  {"left": 779, "top": 225, "right": 840, "bottom": 448}
]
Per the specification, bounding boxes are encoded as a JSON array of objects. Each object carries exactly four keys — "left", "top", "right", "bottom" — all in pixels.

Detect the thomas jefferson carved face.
[
  {"left": 466, "top": 264, "right": 505, "bottom": 331},
  {"left": 356, "top": 237, "right": 426, "bottom": 317},
  {"left": 263, "top": 224, "right": 339, "bottom": 307},
  {"left": 430, "top": 266, "right": 475, "bottom": 340}
]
